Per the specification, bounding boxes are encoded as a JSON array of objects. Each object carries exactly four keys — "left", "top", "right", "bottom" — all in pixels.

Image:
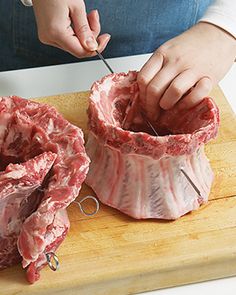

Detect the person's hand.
[
  {"left": 137, "top": 22, "right": 236, "bottom": 121},
  {"left": 32, "top": 0, "right": 110, "bottom": 57}
]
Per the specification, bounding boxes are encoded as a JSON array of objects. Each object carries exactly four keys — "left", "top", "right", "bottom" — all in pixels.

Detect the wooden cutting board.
[{"left": 1, "top": 87, "right": 236, "bottom": 295}]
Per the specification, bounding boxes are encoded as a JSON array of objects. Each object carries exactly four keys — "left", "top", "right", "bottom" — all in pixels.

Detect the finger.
[
  {"left": 159, "top": 70, "right": 199, "bottom": 110},
  {"left": 137, "top": 51, "right": 164, "bottom": 101},
  {"left": 57, "top": 34, "right": 97, "bottom": 58},
  {"left": 87, "top": 9, "right": 101, "bottom": 37},
  {"left": 56, "top": 25, "right": 108, "bottom": 58},
  {"left": 96, "top": 34, "right": 111, "bottom": 53},
  {"left": 178, "top": 77, "right": 212, "bottom": 109},
  {"left": 145, "top": 65, "right": 179, "bottom": 121},
  {"left": 70, "top": 4, "right": 98, "bottom": 51}
]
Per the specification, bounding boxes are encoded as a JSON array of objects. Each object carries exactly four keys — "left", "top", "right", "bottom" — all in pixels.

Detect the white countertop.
[{"left": 0, "top": 54, "right": 235, "bottom": 295}]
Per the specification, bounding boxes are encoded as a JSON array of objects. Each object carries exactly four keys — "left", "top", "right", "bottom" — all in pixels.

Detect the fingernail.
[
  {"left": 85, "top": 37, "right": 98, "bottom": 51},
  {"left": 95, "top": 9, "right": 99, "bottom": 18},
  {"left": 105, "top": 34, "right": 111, "bottom": 43}
]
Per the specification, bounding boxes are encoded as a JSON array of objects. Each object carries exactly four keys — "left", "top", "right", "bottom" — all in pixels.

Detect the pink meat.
[
  {"left": 0, "top": 152, "right": 56, "bottom": 270},
  {"left": 23, "top": 209, "right": 69, "bottom": 284},
  {"left": 86, "top": 71, "right": 219, "bottom": 219},
  {"left": 0, "top": 96, "right": 90, "bottom": 283}
]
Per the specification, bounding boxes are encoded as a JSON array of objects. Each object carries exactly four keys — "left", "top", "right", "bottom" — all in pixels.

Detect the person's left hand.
[{"left": 137, "top": 22, "right": 236, "bottom": 122}]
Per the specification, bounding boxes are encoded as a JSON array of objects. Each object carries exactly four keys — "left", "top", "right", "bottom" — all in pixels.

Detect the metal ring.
[
  {"left": 45, "top": 252, "right": 59, "bottom": 271},
  {"left": 74, "top": 196, "right": 100, "bottom": 217}
]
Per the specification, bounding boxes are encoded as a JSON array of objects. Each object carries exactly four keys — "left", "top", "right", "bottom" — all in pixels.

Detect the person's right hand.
[{"left": 32, "top": 0, "right": 110, "bottom": 57}]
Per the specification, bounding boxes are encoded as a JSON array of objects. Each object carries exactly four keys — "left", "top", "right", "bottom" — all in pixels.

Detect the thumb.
[{"left": 70, "top": 5, "right": 98, "bottom": 51}]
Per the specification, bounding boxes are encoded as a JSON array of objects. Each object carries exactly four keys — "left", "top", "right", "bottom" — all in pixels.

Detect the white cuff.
[
  {"left": 20, "top": 0, "right": 33, "bottom": 6},
  {"left": 199, "top": 1, "right": 236, "bottom": 39}
]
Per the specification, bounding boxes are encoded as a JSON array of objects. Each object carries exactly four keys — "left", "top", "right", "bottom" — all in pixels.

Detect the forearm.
[{"left": 199, "top": 0, "right": 236, "bottom": 39}]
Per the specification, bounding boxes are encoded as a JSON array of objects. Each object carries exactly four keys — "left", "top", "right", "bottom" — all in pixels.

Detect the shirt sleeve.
[
  {"left": 199, "top": 0, "right": 236, "bottom": 38},
  {"left": 20, "top": 0, "right": 33, "bottom": 6}
]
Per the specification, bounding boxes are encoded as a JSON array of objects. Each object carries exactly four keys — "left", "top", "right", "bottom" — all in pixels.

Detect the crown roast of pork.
[
  {"left": 0, "top": 96, "right": 90, "bottom": 283},
  {"left": 85, "top": 71, "right": 219, "bottom": 220}
]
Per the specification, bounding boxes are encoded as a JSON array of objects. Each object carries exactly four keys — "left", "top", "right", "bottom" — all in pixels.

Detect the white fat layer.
[
  {"left": 47, "top": 118, "right": 54, "bottom": 134},
  {"left": 4, "top": 167, "right": 27, "bottom": 179},
  {"left": 33, "top": 156, "right": 52, "bottom": 173}
]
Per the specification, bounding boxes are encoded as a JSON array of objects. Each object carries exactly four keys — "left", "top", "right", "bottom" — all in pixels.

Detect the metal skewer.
[
  {"left": 180, "top": 167, "right": 202, "bottom": 197},
  {"left": 140, "top": 110, "right": 159, "bottom": 136},
  {"left": 140, "top": 121, "right": 201, "bottom": 196},
  {"left": 74, "top": 195, "right": 100, "bottom": 217},
  {"left": 95, "top": 50, "right": 158, "bottom": 136},
  {"left": 43, "top": 195, "right": 99, "bottom": 273},
  {"left": 95, "top": 50, "right": 114, "bottom": 74},
  {"left": 45, "top": 252, "right": 59, "bottom": 271},
  {"left": 137, "top": 119, "right": 201, "bottom": 195},
  {"left": 37, "top": 187, "right": 99, "bottom": 217},
  {"left": 44, "top": 196, "right": 99, "bottom": 271}
]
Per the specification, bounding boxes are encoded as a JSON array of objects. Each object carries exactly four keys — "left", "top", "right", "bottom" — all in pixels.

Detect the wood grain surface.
[{"left": 1, "top": 87, "right": 236, "bottom": 295}]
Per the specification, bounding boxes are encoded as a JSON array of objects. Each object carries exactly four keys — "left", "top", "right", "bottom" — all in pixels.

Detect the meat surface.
[
  {"left": 86, "top": 71, "right": 219, "bottom": 219},
  {"left": 0, "top": 96, "right": 90, "bottom": 283},
  {"left": 0, "top": 152, "right": 56, "bottom": 270}
]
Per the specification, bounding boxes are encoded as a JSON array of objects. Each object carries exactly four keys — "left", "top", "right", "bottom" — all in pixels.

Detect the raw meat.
[
  {"left": 0, "top": 96, "right": 90, "bottom": 283},
  {"left": 0, "top": 152, "right": 56, "bottom": 270},
  {"left": 86, "top": 71, "right": 219, "bottom": 219}
]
